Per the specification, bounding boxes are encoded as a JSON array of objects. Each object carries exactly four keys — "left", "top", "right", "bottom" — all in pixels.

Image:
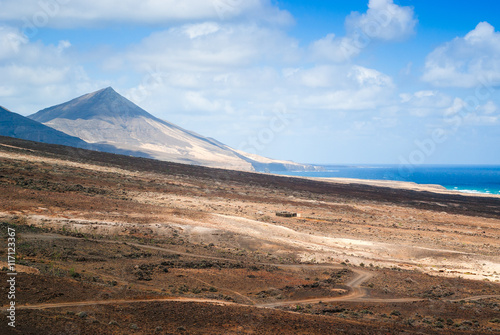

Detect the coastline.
[
  {"left": 268, "top": 164, "right": 500, "bottom": 199},
  {"left": 278, "top": 174, "right": 500, "bottom": 199}
]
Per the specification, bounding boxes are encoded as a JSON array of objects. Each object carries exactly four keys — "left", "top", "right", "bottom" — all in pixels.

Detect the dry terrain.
[{"left": 0, "top": 135, "right": 499, "bottom": 334}]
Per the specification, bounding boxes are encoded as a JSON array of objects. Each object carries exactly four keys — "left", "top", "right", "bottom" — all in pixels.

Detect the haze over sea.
[{"left": 272, "top": 165, "right": 500, "bottom": 195}]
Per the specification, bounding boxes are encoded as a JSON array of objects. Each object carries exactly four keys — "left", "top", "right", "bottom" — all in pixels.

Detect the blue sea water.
[{"left": 271, "top": 165, "right": 500, "bottom": 195}]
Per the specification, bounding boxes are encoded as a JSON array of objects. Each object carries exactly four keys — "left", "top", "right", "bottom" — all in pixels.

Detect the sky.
[{"left": 1, "top": 0, "right": 500, "bottom": 165}]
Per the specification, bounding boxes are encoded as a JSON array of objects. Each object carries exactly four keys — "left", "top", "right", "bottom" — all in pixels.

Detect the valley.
[{"left": 0, "top": 136, "right": 499, "bottom": 334}]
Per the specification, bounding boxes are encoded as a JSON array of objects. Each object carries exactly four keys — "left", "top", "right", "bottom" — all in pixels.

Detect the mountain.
[
  {"left": 0, "top": 105, "right": 90, "bottom": 148},
  {"left": 29, "top": 87, "right": 318, "bottom": 172}
]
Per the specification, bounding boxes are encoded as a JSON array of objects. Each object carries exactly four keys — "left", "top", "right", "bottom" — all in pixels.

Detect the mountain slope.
[
  {"left": 0, "top": 105, "right": 90, "bottom": 148},
  {"left": 29, "top": 88, "right": 317, "bottom": 171}
]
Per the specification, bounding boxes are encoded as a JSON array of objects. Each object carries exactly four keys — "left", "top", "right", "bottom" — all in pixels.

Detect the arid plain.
[{"left": 1, "top": 136, "right": 499, "bottom": 334}]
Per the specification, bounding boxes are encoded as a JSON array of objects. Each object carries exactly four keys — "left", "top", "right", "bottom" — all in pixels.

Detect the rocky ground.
[{"left": 0, "top": 136, "right": 499, "bottom": 334}]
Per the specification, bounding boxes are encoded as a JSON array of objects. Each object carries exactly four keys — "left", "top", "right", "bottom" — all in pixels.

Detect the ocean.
[{"left": 271, "top": 165, "right": 500, "bottom": 195}]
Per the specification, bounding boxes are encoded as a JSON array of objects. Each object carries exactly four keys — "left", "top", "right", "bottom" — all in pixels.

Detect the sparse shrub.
[
  {"left": 69, "top": 268, "right": 80, "bottom": 278},
  {"left": 390, "top": 310, "right": 401, "bottom": 316},
  {"left": 404, "top": 319, "right": 414, "bottom": 326}
]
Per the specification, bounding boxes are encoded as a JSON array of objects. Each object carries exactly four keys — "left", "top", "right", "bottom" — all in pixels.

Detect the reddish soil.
[{"left": 0, "top": 136, "right": 499, "bottom": 334}]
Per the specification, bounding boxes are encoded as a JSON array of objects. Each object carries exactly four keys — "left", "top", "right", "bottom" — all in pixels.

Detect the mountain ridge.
[
  {"left": 28, "top": 88, "right": 319, "bottom": 172},
  {"left": 30, "top": 87, "right": 152, "bottom": 122}
]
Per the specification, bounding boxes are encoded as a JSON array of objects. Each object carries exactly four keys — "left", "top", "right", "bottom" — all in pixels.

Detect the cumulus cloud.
[
  {"left": 399, "top": 90, "right": 452, "bottom": 117},
  {"left": 0, "top": 0, "right": 293, "bottom": 28},
  {"left": 109, "top": 16, "right": 398, "bottom": 128},
  {"left": 0, "top": 26, "right": 28, "bottom": 60},
  {"left": 125, "top": 23, "right": 300, "bottom": 73},
  {"left": 310, "top": 0, "right": 417, "bottom": 63},
  {"left": 345, "top": 0, "right": 417, "bottom": 41},
  {"left": 1, "top": 0, "right": 399, "bottom": 141},
  {"left": 285, "top": 65, "right": 394, "bottom": 110},
  {"left": 479, "top": 101, "right": 498, "bottom": 115},
  {"left": 309, "top": 34, "right": 361, "bottom": 63},
  {"left": 422, "top": 22, "right": 500, "bottom": 88},
  {"left": 443, "top": 98, "right": 499, "bottom": 126},
  {"left": 0, "top": 25, "right": 102, "bottom": 114}
]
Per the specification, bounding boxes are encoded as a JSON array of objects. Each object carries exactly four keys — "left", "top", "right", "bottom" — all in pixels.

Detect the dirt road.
[{"left": 7, "top": 235, "right": 498, "bottom": 313}]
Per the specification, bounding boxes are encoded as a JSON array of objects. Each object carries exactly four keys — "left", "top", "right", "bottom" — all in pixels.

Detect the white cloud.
[
  {"left": 479, "top": 101, "right": 498, "bottom": 115},
  {"left": 0, "top": 24, "right": 102, "bottom": 114},
  {"left": 183, "top": 22, "right": 221, "bottom": 39},
  {"left": 112, "top": 17, "right": 398, "bottom": 126},
  {"left": 125, "top": 23, "right": 300, "bottom": 73},
  {"left": 301, "top": 88, "right": 390, "bottom": 111},
  {"left": 345, "top": 0, "right": 417, "bottom": 41},
  {"left": 422, "top": 22, "right": 500, "bottom": 88},
  {"left": 0, "top": 0, "right": 293, "bottom": 28},
  {"left": 443, "top": 98, "right": 499, "bottom": 125},
  {"left": 399, "top": 90, "right": 452, "bottom": 117},
  {"left": 350, "top": 65, "right": 392, "bottom": 87},
  {"left": 0, "top": 26, "right": 28, "bottom": 60},
  {"left": 295, "top": 65, "right": 345, "bottom": 88},
  {"left": 288, "top": 65, "right": 394, "bottom": 110},
  {"left": 309, "top": 0, "right": 417, "bottom": 63},
  {"left": 184, "top": 91, "right": 234, "bottom": 113},
  {"left": 0, "top": 1, "right": 400, "bottom": 147},
  {"left": 444, "top": 97, "right": 467, "bottom": 116},
  {"left": 309, "top": 34, "right": 360, "bottom": 63}
]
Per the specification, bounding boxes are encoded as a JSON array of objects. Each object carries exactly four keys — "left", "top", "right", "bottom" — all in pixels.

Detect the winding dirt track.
[
  {"left": 12, "top": 266, "right": 498, "bottom": 312},
  {"left": 9, "top": 268, "right": 416, "bottom": 311},
  {"left": 4, "top": 237, "right": 499, "bottom": 313},
  {"left": 14, "top": 298, "right": 236, "bottom": 310}
]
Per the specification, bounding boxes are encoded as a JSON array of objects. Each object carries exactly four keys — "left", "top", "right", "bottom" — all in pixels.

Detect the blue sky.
[{"left": 1, "top": 0, "right": 499, "bottom": 165}]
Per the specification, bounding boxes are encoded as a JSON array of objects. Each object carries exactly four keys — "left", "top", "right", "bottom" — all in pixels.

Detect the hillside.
[
  {"left": 0, "top": 105, "right": 90, "bottom": 148},
  {"left": 0, "top": 135, "right": 499, "bottom": 334}
]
